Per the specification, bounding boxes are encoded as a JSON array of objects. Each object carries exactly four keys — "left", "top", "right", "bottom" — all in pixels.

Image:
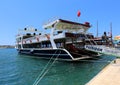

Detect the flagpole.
[
  {"left": 77, "top": 10, "right": 81, "bottom": 33},
  {"left": 77, "top": 10, "right": 81, "bottom": 22}
]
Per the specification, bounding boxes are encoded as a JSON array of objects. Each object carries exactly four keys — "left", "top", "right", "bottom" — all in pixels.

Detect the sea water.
[{"left": 0, "top": 48, "right": 115, "bottom": 85}]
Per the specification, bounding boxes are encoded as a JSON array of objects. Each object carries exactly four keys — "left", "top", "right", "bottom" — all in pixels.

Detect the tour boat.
[{"left": 15, "top": 19, "right": 100, "bottom": 61}]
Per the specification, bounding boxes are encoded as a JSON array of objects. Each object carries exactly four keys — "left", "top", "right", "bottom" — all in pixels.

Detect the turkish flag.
[{"left": 77, "top": 10, "right": 81, "bottom": 17}]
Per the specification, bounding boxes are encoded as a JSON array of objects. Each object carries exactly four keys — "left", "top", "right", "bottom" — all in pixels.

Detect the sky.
[{"left": 0, "top": 0, "right": 120, "bottom": 45}]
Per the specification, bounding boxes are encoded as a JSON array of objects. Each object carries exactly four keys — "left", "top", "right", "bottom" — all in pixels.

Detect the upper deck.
[
  {"left": 16, "top": 19, "right": 92, "bottom": 45},
  {"left": 43, "top": 19, "right": 91, "bottom": 33}
]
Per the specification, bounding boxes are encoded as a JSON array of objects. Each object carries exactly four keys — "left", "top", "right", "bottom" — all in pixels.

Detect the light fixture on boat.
[
  {"left": 24, "top": 28, "right": 27, "bottom": 30},
  {"left": 33, "top": 33, "right": 36, "bottom": 35},
  {"left": 85, "top": 22, "right": 90, "bottom": 25},
  {"left": 35, "top": 29, "right": 37, "bottom": 31},
  {"left": 26, "top": 33, "right": 31, "bottom": 36}
]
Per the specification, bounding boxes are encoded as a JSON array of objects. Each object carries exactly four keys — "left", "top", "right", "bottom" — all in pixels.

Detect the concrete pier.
[{"left": 86, "top": 59, "right": 120, "bottom": 85}]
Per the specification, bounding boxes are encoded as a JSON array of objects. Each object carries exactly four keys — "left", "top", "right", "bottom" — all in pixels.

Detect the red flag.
[{"left": 77, "top": 10, "right": 81, "bottom": 17}]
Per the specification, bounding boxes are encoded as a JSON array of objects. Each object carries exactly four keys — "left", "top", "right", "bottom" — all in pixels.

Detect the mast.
[
  {"left": 110, "top": 22, "right": 113, "bottom": 42},
  {"left": 96, "top": 21, "right": 98, "bottom": 37}
]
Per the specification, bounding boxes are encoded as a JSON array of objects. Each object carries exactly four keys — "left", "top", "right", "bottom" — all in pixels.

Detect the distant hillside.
[{"left": 0, "top": 45, "right": 15, "bottom": 48}]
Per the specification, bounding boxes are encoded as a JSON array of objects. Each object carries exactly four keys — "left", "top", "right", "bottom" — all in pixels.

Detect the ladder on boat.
[{"left": 85, "top": 45, "right": 120, "bottom": 58}]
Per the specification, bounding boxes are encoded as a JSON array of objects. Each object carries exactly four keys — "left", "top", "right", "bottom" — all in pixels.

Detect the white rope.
[
  {"left": 33, "top": 50, "right": 61, "bottom": 85},
  {"left": 33, "top": 50, "right": 58, "bottom": 85}
]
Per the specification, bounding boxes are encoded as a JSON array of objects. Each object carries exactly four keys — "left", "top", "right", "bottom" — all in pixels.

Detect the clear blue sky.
[{"left": 0, "top": 0, "right": 120, "bottom": 45}]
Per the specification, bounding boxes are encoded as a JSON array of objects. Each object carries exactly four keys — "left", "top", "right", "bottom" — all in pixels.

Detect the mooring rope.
[
  {"left": 33, "top": 50, "right": 58, "bottom": 85},
  {"left": 33, "top": 50, "right": 61, "bottom": 85}
]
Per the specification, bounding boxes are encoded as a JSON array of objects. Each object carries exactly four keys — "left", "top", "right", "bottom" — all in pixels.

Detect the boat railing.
[{"left": 17, "top": 32, "right": 66, "bottom": 45}]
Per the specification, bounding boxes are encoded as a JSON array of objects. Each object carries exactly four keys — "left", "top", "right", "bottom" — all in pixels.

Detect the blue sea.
[{"left": 0, "top": 48, "right": 115, "bottom": 85}]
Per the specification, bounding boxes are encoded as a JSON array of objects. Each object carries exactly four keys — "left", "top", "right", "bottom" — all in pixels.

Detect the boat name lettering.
[{"left": 86, "top": 45, "right": 103, "bottom": 52}]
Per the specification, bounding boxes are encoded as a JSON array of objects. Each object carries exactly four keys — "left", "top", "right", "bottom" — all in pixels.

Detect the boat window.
[
  {"left": 41, "top": 42, "right": 51, "bottom": 48},
  {"left": 22, "top": 43, "right": 41, "bottom": 48},
  {"left": 56, "top": 42, "right": 64, "bottom": 48},
  {"left": 57, "top": 31, "right": 63, "bottom": 34}
]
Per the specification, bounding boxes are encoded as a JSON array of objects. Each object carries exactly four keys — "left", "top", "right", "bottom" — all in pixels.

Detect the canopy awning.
[{"left": 43, "top": 19, "right": 91, "bottom": 32}]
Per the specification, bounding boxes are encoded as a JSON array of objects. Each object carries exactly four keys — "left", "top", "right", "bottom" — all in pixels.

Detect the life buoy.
[
  {"left": 36, "top": 37, "right": 39, "bottom": 42},
  {"left": 45, "top": 34, "right": 50, "bottom": 40},
  {"left": 30, "top": 40, "right": 32, "bottom": 43}
]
